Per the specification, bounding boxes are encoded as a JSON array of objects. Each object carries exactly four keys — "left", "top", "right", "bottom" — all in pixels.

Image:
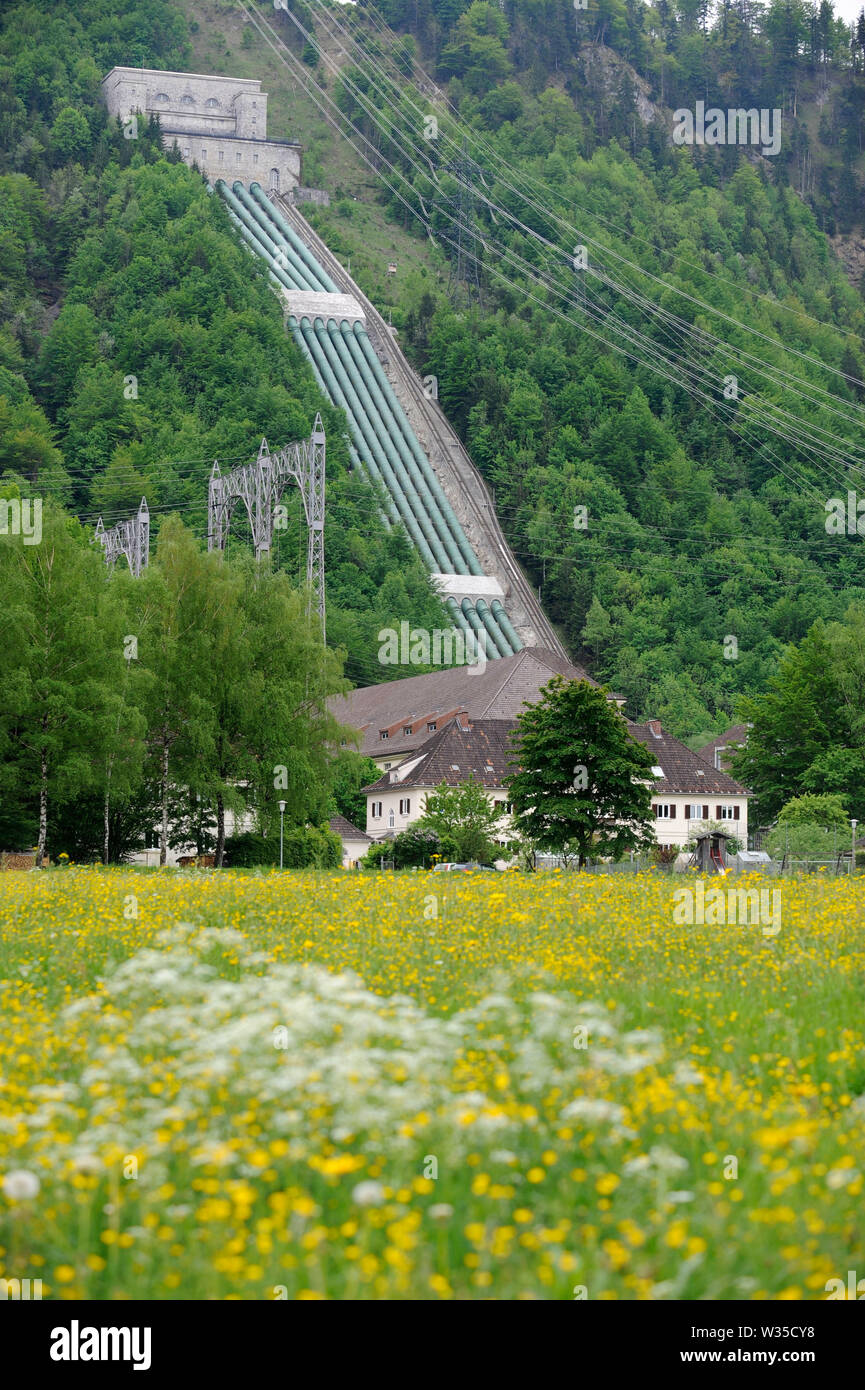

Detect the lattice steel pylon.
[
  {"left": 208, "top": 415, "right": 326, "bottom": 639},
  {"left": 93, "top": 497, "right": 150, "bottom": 577}
]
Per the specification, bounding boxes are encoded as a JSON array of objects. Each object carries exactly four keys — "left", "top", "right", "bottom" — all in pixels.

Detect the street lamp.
[
  {"left": 851, "top": 819, "right": 858, "bottom": 878},
  {"left": 279, "top": 800, "right": 286, "bottom": 869}
]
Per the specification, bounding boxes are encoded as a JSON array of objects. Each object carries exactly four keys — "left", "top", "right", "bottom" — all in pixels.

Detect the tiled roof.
[
  {"left": 630, "top": 721, "right": 749, "bottom": 796},
  {"left": 697, "top": 725, "right": 749, "bottom": 767},
  {"left": 329, "top": 815, "right": 372, "bottom": 843},
  {"left": 364, "top": 718, "right": 519, "bottom": 793},
  {"left": 330, "top": 647, "right": 594, "bottom": 759}
]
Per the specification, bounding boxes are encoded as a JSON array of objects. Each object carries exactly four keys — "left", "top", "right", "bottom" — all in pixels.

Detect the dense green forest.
[
  {"left": 279, "top": 0, "right": 865, "bottom": 738},
  {"left": 0, "top": 0, "right": 452, "bottom": 696},
  {"left": 4, "top": 0, "right": 865, "bottom": 858}
]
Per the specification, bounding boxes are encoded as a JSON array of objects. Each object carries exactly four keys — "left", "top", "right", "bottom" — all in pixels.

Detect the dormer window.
[
  {"left": 651, "top": 765, "right": 664, "bottom": 778},
  {"left": 427, "top": 722, "right": 436, "bottom": 732},
  {"left": 379, "top": 730, "right": 388, "bottom": 740},
  {"left": 403, "top": 726, "right": 412, "bottom": 736}
]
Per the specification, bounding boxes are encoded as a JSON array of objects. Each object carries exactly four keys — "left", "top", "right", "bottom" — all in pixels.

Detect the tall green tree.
[
  {"left": 506, "top": 677, "right": 656, "bottom": 866},
  {"left": 0, "top": 503, "right": 132, "bottom": 863},
  {"left": 416, "top": 773, "right": 504, "bottom": 864},
  {"left": 733, "top": 612, "right": 865, "bottom": 823}
]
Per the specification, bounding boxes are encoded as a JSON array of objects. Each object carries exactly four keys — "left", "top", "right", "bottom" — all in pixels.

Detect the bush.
[
  {"left": 224, "top": 827, "right": 341, "bottom": 869},
  {"left": 223, "top": 833, "right": 279, "bottom": 867},
  {"left": 361, "top": 842, "right": 391, "bottom": 870},
  {"left": 391, "top": 825, "right": 441, "bottom": 869},
  {"left": 282, "top": 825, "right": 342, "bottom": 869}
]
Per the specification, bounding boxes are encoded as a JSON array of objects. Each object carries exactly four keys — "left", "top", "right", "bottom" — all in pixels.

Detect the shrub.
[
  {"left": 282, "top": 826, "right": 342, "bottom": 869},
  {"left": 223, "top": 833, "right": 279, "bottom": 867}
]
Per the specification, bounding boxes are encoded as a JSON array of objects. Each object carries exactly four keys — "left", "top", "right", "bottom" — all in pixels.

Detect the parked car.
[{"left": 431, "top": 862, "right": 496, "bottom": 873}]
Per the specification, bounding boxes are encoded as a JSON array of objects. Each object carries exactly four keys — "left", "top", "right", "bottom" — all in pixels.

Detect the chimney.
[
  {"left": 647, "top": 719, "right": 662, "bottom": 739},
  {"left": 456, "top": 709, "right": 470, "bottom": 729}
]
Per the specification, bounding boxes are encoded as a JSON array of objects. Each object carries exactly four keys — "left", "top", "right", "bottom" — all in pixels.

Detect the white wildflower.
[
  {"left": 352, "top": 1181, "right": 386, "bottom": 1207},
  {"left": 2, "top": 1169, "right": 40, "bottom": 1201}
]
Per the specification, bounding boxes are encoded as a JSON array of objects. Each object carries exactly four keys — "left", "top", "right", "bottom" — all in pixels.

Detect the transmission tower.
[
  {"left": 93, "top": 498, "right": 150, "bottom": 577},
  {"left": 439, "top": 138, "right": 482, "bottom": 306},
  {"left": 208, "top": 415, "right": 326, "bottom": 639}
]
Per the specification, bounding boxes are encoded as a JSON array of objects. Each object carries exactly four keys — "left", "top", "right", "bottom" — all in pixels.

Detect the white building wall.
[
  {"left": 366, "top": 785, "right": 512, "bottom": 841},
  {"left": 366, "top": 786, "right": 748, "bottom": 851},
  {"left": 650, "top": 793, "right": 748, "bottom": 848}
]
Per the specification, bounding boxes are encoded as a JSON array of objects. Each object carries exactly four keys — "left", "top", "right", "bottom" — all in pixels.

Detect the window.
[
  {"left": 154, "top": 93, "right": 169, "bottom": 104},
  {"left": 427, "top": 722, "right": 436, "bottom": 732},
  {"left": 686, "top": 804, "right": 709, "bottom": 820},
  {"left": 403, "top": 726, "right": 412, "bottom": 736},
  {"left": 182, "top": 147, "right": 190, "bottom": 158},
  {"left": 651, "top": 765, "right": 664, "bottom": 778},
  {"left": 253, "top": 153, "right": 258, "bottom": 164},
  {"left": 379, "top": 730, "right": 389, "bottom": 740},
  {"left": 269, "top": 167, "right": 280, "bottom": 191},
  {"left": 371, "top": 801, "right": 382, "bottom": 819},
  {"left": 388, "top": 809, "right": 395, "bottom": 828},
  {"left": 201, "top": 148, "right": 207, "bottom": 158},
  {"left": 653, "top": 804, "right": 676, "bottom": 819},
  {"left": 383, "top": 762, "right": 391, "bottom": 770},
  {"left": 205, "top": 98, "right": 219, "bottom": 108},
  {"left": 181, "top": 95, "right": 195, "bottom": 106},
  {"left": 399, "top": 798, "right": 411, "bottom": 815},
  {"left": 218, "top": 151, "right": 224, "bottom": 162},
  {"left": 717, "top": 804, "right": 740, "bottom": 821},
  {"left": 236, "top": 152, "right": 242, "bottom": 162}
]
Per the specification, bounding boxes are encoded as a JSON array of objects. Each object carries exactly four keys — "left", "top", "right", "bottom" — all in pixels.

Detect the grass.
[{"left": 0, "top": 867, "right": 863, "bottom": 1300}]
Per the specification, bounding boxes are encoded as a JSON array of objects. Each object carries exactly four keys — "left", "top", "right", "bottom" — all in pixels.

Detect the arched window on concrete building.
[{"left": 269, "top": 168, "right": 279, "bottom": 191}]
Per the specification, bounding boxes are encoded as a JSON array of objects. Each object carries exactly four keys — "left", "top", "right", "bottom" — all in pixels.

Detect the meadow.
[{"left": 0, "top": 868, "right": 862, "bottom": 1301}]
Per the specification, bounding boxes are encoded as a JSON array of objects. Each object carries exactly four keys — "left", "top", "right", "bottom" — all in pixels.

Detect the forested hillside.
[
  {"left": 0, "top": 0, "right": 451, "bottom": 693},
  {"left": 255, "top": 0, "right": 865, "bottom": 738},
  {"left": 4, "top": 0, "right": 865, "bottom": 743}
]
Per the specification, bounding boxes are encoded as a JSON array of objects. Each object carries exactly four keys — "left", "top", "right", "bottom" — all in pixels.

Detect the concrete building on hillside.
[{"left": 100, "top": 67, "right": 302, "bottom": 192}]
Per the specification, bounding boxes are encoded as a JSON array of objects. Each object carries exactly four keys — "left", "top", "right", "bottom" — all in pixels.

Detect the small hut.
[{"left": 689, "top": 830, "right": 732, "bottom": 874}]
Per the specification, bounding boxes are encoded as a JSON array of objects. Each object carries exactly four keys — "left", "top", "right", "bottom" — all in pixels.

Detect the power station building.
[{"left": 100, "top": 67, "right": 302, "bottom": 192}]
